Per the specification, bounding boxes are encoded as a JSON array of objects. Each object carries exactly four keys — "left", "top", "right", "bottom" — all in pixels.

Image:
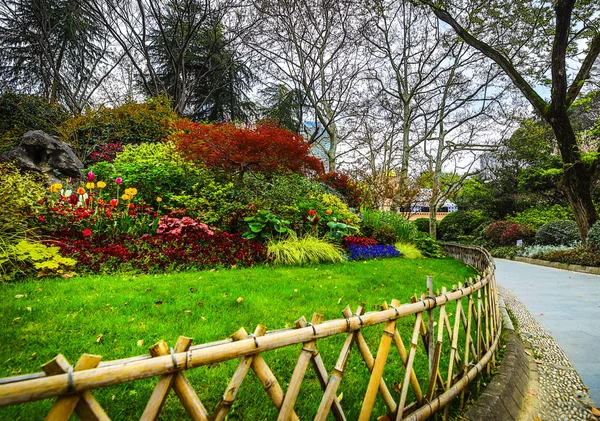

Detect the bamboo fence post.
[
  {"left": 425, "top": 304, "right": 446, "bottom": 402},
  {"left": 141, "top": 336, "right": 193, "bottom": 421},
  {"left": 142, "top": 337, "right": 209, "bottom": 421},
  {"left": 358, "top": 299, "right": 401, "bottom": 421},
  {"left": 381, "top": 302, "right": 423, "bottom": 405},
  {"left": 212, "top": 325, "right": 267, "bottom": 421},
  {"left": 442, "top": 298, "right": 462, "bottom": 421},
  {"left": 352, "top": 315, "right": 397, "bottom": 413},
  {"left": 43, "top": 354, "right": 106, "bottom": 421},
  {"left": 426, "top": 276, "right": 434, "bottom": 379},
  {"left": 244, "top": 330, "right": 301, "bottom": 421},
  {"left": 395, "top": 313, "right": 423, "bottom": 421},
  {"left": 460, "top": 293, "right": 474, "bottom": 409},
  {"left": 277, "top": 313, "right": 324, "bottom": 421},
  {"left": 476, "top": 289, "right": 483, "bottom": 363},
  {"left": 313, "top": 306, "right": 362, "bottom": 421},
  {"left": 411, "top": 295, "right": 445, "bottom": 391}
]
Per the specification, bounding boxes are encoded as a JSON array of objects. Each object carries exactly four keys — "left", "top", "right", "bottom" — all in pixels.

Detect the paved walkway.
[{"left": 495, "top": 258, "right": 600, "bottom": 406}]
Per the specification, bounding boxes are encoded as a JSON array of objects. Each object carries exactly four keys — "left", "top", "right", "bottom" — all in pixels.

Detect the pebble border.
[{"left": 499, "top": 286, "right": 598, "bottom": 421}]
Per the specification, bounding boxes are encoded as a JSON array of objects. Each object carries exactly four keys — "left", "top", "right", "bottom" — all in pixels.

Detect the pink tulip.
[
  {"left": 115, "top": 177, "right": 123, "bottom": 185},
  {"left": 87, "top": 171, "right": 95, "bottom": 182}
]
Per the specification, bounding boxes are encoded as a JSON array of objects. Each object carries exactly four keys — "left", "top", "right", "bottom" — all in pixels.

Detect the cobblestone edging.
[
  {"left": 499, "top": 286, "right": 598, "bottom": 421},
  {"left": 464, "top": 297, "right": 532, "bottom": 421},
  {"left": 513, "top": 256, "right": 600, "bottom": 276}
]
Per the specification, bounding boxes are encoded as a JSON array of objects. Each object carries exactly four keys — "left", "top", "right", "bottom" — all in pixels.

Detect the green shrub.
[
  {"left": 58, "top": 96, "right": 177, "bottom": 164},
  {"left": 395, "top": 242, "right": 424, "bottom": 259},
  {"left": 509, "top": 205, "right": 573, "bottom": 230},
  {"left": 361, "top": 209, "right": 416, "bottom": 242},
  {"left": 587, "top": 221, "right": 600, "bottom": 248},
  {"left": 0, "top": 92, "right": 69, "bottom": 153},
  {"left": 438, "top": 210, "right": 490, "bottom": 240},
  {"left": 536, "top": 246, "right": 600, "bottom": 267},
  {"left": 535, "top": 220, "right": 580, "bottom": 245},
  {"left": 490, "top": 246, "right": 517, "bottom": 259},
  {"left": 373, "top": 224, "right": 397, "bottom": 245},
  {"left": 267, "top": 236, "right": 343, "bottom": 266},
  {"left": 414, "top": 218, "right": 430, "bottom": 233},
  {"left": 0, "top": 163, "right": 45, "bottom": 229},
  {"left": 412, "top": 232, "right": 444, "bottom": 258}
]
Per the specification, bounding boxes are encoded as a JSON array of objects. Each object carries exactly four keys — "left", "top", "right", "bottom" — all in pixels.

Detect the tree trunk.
[
  {"left": 429, "top": 207, "right": 437, "bottom": 239},
  {"left": 548, "top": 110, "right": 598, "bottom": 243}
]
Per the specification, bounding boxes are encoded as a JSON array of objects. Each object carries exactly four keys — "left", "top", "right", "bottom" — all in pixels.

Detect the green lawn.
[{"left": 0, "top": 257, "right": 476, "bottom": 420}]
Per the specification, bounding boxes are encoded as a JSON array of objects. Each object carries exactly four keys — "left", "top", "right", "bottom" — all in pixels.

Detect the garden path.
[{"left": 495, "top": 258, "right": 600, "bottom": 405}]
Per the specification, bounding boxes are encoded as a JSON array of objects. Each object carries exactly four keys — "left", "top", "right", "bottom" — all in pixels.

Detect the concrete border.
[
  {"left": 464, "top": 297, "right": 538, "bottom": 421},
  {"left": 513, "top": 256, "right": 600, "bottom": 276}
]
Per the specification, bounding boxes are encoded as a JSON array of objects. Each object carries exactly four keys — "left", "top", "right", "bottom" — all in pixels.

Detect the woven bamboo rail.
[{"left": 0, "top": 244, "right": 500, "bottom": 420}]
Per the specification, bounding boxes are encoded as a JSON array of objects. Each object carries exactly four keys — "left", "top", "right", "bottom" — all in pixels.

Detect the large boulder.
[{"left": 2, "top": 130, "right": 83, "bottom": 184}]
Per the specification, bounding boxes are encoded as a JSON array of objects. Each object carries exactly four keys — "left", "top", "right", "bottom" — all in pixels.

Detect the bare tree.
[{"left": 249, "top": 0, "right": 366, "bottom": 171}]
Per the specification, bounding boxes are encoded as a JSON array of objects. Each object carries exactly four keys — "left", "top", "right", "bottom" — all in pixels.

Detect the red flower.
[
  {"left": 82, "top": 228, "right": 92, "bottom": 237},
  {"left": 128, "top": 210, "right": 135, "bottom": 216},
  {"left": 308, "top": 209, "right": 317, "bottom": 216},
  {"left": 110, "top": 199, "right": 119, "bottom": 207},
  {"left": 129, "top": 203, "right": 135, "bottom": 209},
  {"left": 38, "top": 216, "right": 45, "bottom": 223},
  {"left": 68, "top": 194, "right": 78, "bottom": 205}
]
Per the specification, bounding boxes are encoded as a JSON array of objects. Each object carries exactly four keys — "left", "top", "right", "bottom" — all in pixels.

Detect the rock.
[{"left": 2, "top": 130, "right": 83, "bottom": 184}]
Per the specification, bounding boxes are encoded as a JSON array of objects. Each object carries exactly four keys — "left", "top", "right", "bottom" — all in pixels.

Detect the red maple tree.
[{"left": 172, "top": 120, "right": 323, "bottom": 183}]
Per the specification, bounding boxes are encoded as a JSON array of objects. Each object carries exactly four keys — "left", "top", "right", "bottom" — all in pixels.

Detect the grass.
[
  {"left": 395, "top": 242, "right": 424, "bottom": 259},
  {"left": 267, "top": 236, "right": 343, "bottom": 266},
  {"left": 0, "top": 257, "right": 476, "bottom": 419}
]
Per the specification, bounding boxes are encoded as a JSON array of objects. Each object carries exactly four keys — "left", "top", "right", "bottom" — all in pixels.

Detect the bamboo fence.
[{"left": 0, "top": 243, "right": 500, "bottom": 420}]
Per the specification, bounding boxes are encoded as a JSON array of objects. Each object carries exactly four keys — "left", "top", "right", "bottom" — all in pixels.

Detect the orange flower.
[
  {"left": 326, "top": 209, "right": 333, "bottom": 215},
  {"left": 77, "top": 187, "right": 86, "bottom": 195}
]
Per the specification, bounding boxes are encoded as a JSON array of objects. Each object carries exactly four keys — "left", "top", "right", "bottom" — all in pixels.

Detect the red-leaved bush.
[
  {"left": 317, "top": 171, "right": 362, "bottom": 208},
  {"left": 172, "top": 120, "right": 324, "bottom": 180},
  {"left": 484, "top": 221, "right": 514, "bottom": 244},
  {"left": 342, "top": 236, "right": 378, "bottom": 248},
  {"left": 498, "top": 223, "right": 535, "bottom": 245}
]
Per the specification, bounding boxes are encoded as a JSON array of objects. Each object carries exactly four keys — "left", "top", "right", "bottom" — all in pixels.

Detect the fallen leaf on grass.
[
  {"left": 236, "top": 297, "right": 243, "bottom": 303},
  {"left": 337, "top": 297, "right": 342, "bottom": 304},
  {"left": 35, "top": 288, "right": 43, "bottom": 293},
  {"left": 96, "top": 334, "right": 103, "bottom": 343},
  {"left": 137, "top": 340, "right": 144, "bottom": 347},
  {"left": 13, "top": 317, "right": 20, "bottom": 324},
  {"left": 184, "top": 310, "right": 192, "bottom": 314},
  {"left": 15, "top": 294, "right": 24, "bottom": 299},
  {"left": 29, "top": 352, "right": 36, "bottom": 361},
  {"left": 189, "top": 288, "right": 197, "bottom": 293},
  {"left": 154, "top": 301, "right": 163, "bottom": 307},
  {"left": 337, "top": 392, "right": 343, "bottom": 402},
  {"left": 197, "top": 301, "right": 204, "bottom": 306},
  {"left": 529, "top": 389, "right": 538, "bottom": 396},
  {"left": 591, "top": 407, "right": 600, "bottom": 416}
]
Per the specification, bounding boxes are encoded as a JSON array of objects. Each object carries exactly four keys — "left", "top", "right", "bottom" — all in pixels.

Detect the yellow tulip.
[
  {"left": 122, "top": 194, "right": 130, "bottom": 201},
  {"left": 97, "top": 181, "right": 106, "bottom": 189},
  {"left": 156, "top": 197, "right": 163, "bottom": 202},
  {"left": 49, "top": 183, "right": 62, "bottom": 193},
  {"left": 86, "top": 182, "right": 95, "bottom": 189}
]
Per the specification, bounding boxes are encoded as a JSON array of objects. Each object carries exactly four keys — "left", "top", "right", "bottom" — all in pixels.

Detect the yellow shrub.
[{"left": 320, "top": 193, "right": 360, "bottom": 225}]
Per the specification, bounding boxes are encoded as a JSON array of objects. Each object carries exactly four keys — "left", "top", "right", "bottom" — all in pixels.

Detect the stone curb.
[
  {"left": 464, "top": 297, "right": 538, "bottom": 421},
  {"left": 513, "top": 256, "right": 600, "bottom": 276}
]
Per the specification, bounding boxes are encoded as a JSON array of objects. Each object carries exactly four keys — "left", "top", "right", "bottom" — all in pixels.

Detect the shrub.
[
  {"left": 58, "top": 96, "right": 177, "bottom": 164},
  {"left": 412, "top": 232, "right": 445, "bottom": 258},
  {"left": 342, "top": 236, "right": 378, "bottom": 248},
  {"left": 509, "top": 205, "right": 573, "bottom": 230},
  {"left": 535, "top": 220, "right": 580, "bottom": 245},
  {"left": 490, "top": 246, "right": 517, "bottom": 259},
  {"left": 414, "top": 218, "right": 430, "bottom": 233},
  {"left": 536, "top": 247, "right": 600, "bottom": 267},
  {"left": 498, "top": 223, "right": 535, "bottom": 245},
  {"left": 0, "top": 163, "right": 46, "bottom": 229},
  {"left": 346, "top": 244, "right": 401, "bottom": 260},
  {"left": 438, "top": 210, "right": 490, "bottom": 240},
  {"left": 317, "top": 171, "right": 362, "bottom": 208},
  {"left": 373, "top": 224, "right": 397, "bottom": 245},
  {"left": 0, "top": 92, "right": 68, "bottom": 153},
  {"left": 517, "top": 244, "right": 574, "bottom": 258},
  {"left": 172, "top": 120, "right": 324, "bottom": 181},
  {"left": 267, "top": 236, "right": 343, "bottom": 266},
  {"left": 395, "top": 242, "right": 423, "bottom": 259},
  {"left": 320, "top": 194, "right": 360, "bottom": 226},
  {"left": 361, "top": 209, "right": 416, "bottom": 242},
  {"left": 587, "top": 221, "right": 600, "bottom": 249},
  {"left": 484, "top": 221, "right": 514, "bottom": 244}
]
